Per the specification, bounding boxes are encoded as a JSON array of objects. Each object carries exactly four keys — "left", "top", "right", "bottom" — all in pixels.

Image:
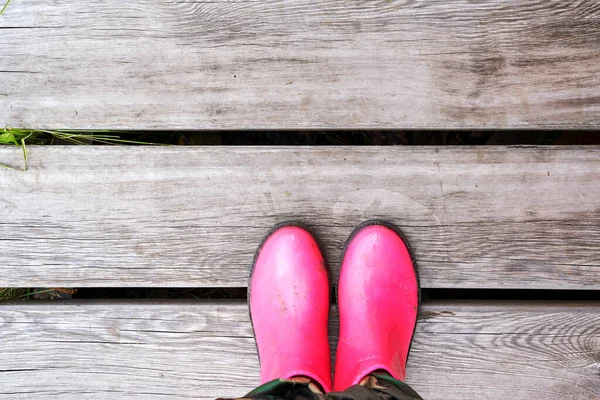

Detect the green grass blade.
[
  {"left": 21, "top": 138, "right": 29, "bottom": 171},
  {"left": 0, "top": 162, "right": 18, "bottom": 171},
  {"left": 0, "top": 0, "right": 12, "bottom": 16},
  {"left": 39, "top": 130, "right": 158, "bottom": 145},
  {"left": 0, "top": 131, "right": 18, "bottom": 145},
  {"left": 15, "top": 289, "right": 56, "bottom": 299},
  {"left": 2, "top": 128, "right": 161, "bottom": 170}
]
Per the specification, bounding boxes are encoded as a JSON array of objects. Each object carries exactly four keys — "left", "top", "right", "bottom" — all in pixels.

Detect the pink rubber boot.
[
  {"left": 334, "top": 221, "right": 420, "bottom": 391},
  {"left": 249, "top": 223, "right": 332, "bottom": 392}
]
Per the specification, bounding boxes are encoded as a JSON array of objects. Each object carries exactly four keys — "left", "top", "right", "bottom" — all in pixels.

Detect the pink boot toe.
[
  {"left": 249, "top": 223, "right": 332, "bottom": 392},
  {"left": 334, "top": 221, "right": 420, "bottom": 391}
]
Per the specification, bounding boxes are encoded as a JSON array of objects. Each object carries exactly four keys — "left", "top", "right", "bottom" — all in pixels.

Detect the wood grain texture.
[
  {"left": 0, "top": 0, "right": 599, "bottom": 129},
  {"left": 0, "top": 301, "right": 598, "bottom": 399},
  {"left": 1, "top": 146, "right": 600, "bottom": 289}
]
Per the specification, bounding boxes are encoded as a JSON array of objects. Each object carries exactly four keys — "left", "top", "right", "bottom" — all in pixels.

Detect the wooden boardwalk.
[
  {"left": 1, "top": 0, "right": 600, "bottom": 397},
  {"left": 1, "top": 146, "right": 599, "bottom": 399}
]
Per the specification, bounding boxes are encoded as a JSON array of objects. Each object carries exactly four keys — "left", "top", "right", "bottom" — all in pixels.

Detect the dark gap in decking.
[
  {"left": 59, "top": 131, "right": 599, "bottom": 146},
  {"left": 69, "top": 287, "right": 600, "bottom": 302},
  {"left": 422, "top": 288, "right": 600, "bottom": 302},
  {"left": 72, "top": 287, "right": 248, "bottom": 300}
]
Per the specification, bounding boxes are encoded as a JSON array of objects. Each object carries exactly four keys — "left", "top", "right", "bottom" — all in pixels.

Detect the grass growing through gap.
[
  {"left": 0, "top": 288, "right": 59, "bottom": 301},
  {"left": 0, "top": 127, "right": 155, "bottom": 171}
]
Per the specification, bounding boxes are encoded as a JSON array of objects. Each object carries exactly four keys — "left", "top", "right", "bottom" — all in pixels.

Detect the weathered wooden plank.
[
  {"left": 0, "top": 301, "right": 598, "bottom": 399},
  {"left": 1, "top": 146, "right": 599, "bottom": 289},
  {"left": 1, "top": 1, "right": 599, "bottom": 129}
]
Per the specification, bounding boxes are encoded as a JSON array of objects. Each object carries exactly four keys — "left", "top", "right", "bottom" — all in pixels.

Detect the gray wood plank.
[
  {"left": 0, "top": 301, "right": 598, "bottom": 399},
  {"left": 1, "top": 146, "right": 600, "bottom": 289},
  {"left": 1, "top": 0, "right": 599, "bottom": 129}
]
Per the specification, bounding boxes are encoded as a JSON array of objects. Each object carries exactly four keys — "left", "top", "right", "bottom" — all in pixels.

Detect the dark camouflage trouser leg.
[{"left": 219, "top": 374, "right": 423, "bottom": 400}]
